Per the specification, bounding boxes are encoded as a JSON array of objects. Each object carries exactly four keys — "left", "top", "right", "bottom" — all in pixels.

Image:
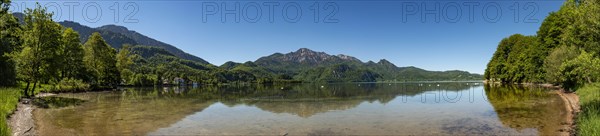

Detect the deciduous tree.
[
  {"left": 0, "top": 0, "right": 20, "bottom": 87},
  {"left": 59, "top": 28, "right": 85, "bottom": 79},
  {"left": 11, "top": 4, "right": 62, "bottom": 97},
  {"left": 83, "top": 32, "right": 119, "bottom": 87}
]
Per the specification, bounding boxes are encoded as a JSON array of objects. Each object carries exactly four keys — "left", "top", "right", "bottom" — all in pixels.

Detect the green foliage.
[
  {"left": 54, "top": 78, "right": 90, "bottom": 92},
  {"left": 59, "top": 28, "right": 85, "bottom": 79},
  {"left": 220, "top": 61, "right": 241, "bottom": 70},
  {"left": 0, "top": 88, "right": 21, "bottom": 136},
  {"left": 560, "top": 50, "right": 600, "bottom": 89},
  {"left": 485, "top": 34, "right": 541, "bottom": 83},
  {"left": 537, "top": 1, "right": 575, "bottom": 51},
  {"left": 544, "top": 45, "right": 580, "bottom": 85},
  {"left": 484, "top": 0, "right": 600, "bottom": 85},
  {"left": 365, "top": 60, "right": 398, "bottom": 81},
  {"left": 0, "top": 6, "right": 20, "bottom": 87},
  {"left": 295, "top": 63, "right": 380, "bottom": 82},
  {"left": 129, "top": 45, "right": 174, "bottom": 58},
  {"left": 575, "top": 83, "right": 600, "bottom": 136},
  {"left": 485, "top": 1, "right": 600, "bottom": 134},
  {"left": 112, "top": 45, "right": 221, "bottom": 85},
  {"left": 395, "top": 67, "right": 481, "bottom": 82},
  {"left": 562, "top": 0, "right": 600, "bottom": 55},
  {"left": 116, "top": 45, "right": 134, "bottom": 84},
  {"left": 0, "top": 0, "right": 10, "bottom": 14},
  {"left": 83, "top": 32, "right": 119, "bottom": 87},
  {"left": 10, "top": 4, "right": 63, "bottom": 97}
]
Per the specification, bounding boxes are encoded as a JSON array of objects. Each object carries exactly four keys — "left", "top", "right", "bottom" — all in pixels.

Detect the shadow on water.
[{"left": 33, "top": 96, "right": 86, "bottom": 108}]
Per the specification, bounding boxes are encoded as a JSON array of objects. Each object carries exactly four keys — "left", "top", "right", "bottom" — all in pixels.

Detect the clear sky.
[{"left": 11, "top": 0, "right": 564, "bottom": 74}]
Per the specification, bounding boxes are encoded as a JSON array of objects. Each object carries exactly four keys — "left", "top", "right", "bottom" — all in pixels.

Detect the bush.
[
  {"left": 543, "top": 45, "right": 579, "bottom": 84},
  {"left": 53, "top": 78, "right": 91, "bottom": 92},
  {"left": 560, "top": 51, "right": 600, "bottom": 89}
]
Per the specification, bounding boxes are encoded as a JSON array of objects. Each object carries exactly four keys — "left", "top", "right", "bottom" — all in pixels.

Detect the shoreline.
[
  {"left": 8, "top": 99, "right": 36, "bottom": 136},
  {"left": 7, "top": 93, "right": 58, "bottom": 136},
  {"left": 556, "top": 89, "right": 580, "bottom": 136},
  {"left": 7, "top": 86, "right": 582, "bottom": 136}
]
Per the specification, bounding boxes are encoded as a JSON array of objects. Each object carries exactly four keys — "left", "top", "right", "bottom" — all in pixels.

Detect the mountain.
[
  {"left": 295, "top": 63, "right": 380, "bottom": 82},
  {"left": 11, "top": 12, "right": 480, "bottom": 83},
  {"left": 257, "top": 48, "right": 361, "bottom": 65},
  {"left": 96, "top": 25, "right": 208, "bottom": 64},
  {"left": 255, "top": 48, "right": 482, "bottom": 82},
  {"left": 366, "top": 59, "right": 400, "bottom": 80},
  {"left": 11, "top": 12, "right": 24, "bottom": 24},
  {"left": 255, "top": 48, "right": 363, "bottom": 74},
  {"left": 58, "top": 21, "right": 209, "bottom": 64},
  {"left": 220, "top": 61, "right": 242, "bottom": 70},
  {"left": 59, "top": 21, "right": 138, "bottom": 50}
]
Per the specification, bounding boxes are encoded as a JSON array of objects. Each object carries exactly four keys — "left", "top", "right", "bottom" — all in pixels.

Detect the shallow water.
[{"left": 34, "top": 83, "right": 569, "bottom": 135}]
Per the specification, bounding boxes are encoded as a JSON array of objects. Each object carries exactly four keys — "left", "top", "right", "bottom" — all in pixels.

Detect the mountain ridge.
[
  {"left": 11, "top": 12, "right": 481, "bottom": 82},
  {"left": 58, "top": 20, "right": 210, "bottom": 64},
  {"left": 252, "top": 48, "right": 481, "bottom": 81}
]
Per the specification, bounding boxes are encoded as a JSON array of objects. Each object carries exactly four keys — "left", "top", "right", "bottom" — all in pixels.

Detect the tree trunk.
[
  {"left": 24, "top": 82, "right": 31, "bottom": 98},
  {"left": 31, "top": 81, "right": 37, "bottom": 98}
]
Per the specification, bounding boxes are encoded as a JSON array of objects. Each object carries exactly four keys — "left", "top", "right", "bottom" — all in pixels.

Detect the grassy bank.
[
  {"left": 0, "top": 88, "right": 22, "bottom": 136},
  {"left": 576, "top": 83, "right": 600, "bottom": 135}
]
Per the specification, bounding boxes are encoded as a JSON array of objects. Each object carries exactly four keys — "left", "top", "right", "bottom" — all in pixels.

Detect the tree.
[
  {"left": 559, "top": 0, "right": 600, "bottom": 55},
  {"left": 11, "top": 4, "right": 62, "bottom": 97},
  {"left": 59, "top": 28, "right": 85, "bottom": 79},
  {"left": 576, "top": 0, "right": 600, "bottom": 55},
  {"left": 0, "top": 0, "right": 20, "bottom": 87},
  {"left": 484, "top": 34, "right": 539, "bottom": 83},
  {"left": 83, "top": 32, "right": 119, "bottom": 87},
  {"left": 116, "top": 44, "right": 134, "bottom": 85},
  {"left": 543, "top": 45, "right": 580, "bottom": 84},
  {"left": 537, "top": 0, "right": 576, "bottom": 51},
  {"left": 1, "top": 0, "right": 10, "bottom": 14},
  {"left": 560, "top": 50, "right": 600, "bottom": 89}
]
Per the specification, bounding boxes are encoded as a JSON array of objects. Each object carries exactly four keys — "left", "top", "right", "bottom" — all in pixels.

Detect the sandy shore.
[
  {"left": 556, "top": 90, "right": 580, "bottom": 136},
  {"left": 8, "top": 99, "right": 36, "bottom": 136},
  {"left": 7, "top": 93, "right": 60, "bottom": 136}
]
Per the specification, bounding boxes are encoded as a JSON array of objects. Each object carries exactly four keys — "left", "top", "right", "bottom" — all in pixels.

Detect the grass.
[
  {"left": 576, "top": 83, "right": 600, "bottom": 136},
  {"left": 0, "top": 88, "right": 22, "bottom": 136},
  {"left": 16, "top": 79, "right": 92, "bottom": 94}
]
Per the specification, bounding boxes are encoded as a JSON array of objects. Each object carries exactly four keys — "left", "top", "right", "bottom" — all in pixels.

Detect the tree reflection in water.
[{"left": 33, "top": 82, "right": 568, "bottom": 135}]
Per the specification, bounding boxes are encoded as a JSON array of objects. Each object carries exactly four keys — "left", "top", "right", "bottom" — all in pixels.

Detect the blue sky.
[{"left": 11, "top": 0, "right": 564, "bottom": 74}]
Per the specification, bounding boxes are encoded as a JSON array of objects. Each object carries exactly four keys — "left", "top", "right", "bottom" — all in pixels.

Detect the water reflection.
[
  {"left": 33, "top": 97, "right": 86, "bottom": 108},
  {"left": 33, "top": 82, "right": 568, "bottom": 135},
  {"left": 485, "top": 85, "right": 569, "bottom": 135}
]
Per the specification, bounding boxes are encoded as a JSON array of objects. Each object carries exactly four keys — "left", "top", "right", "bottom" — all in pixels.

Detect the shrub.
[{"left": 54, "top": 78, "right": 91, "bottom": 92}]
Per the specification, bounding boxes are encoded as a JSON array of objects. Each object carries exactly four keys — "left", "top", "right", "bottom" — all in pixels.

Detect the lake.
[{"left": 33, "top": 82, "right": 570, "bottom": 135}]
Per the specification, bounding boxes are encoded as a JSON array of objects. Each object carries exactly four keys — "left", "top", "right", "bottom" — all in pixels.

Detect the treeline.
[
  {"left": 484, "top": 0, "right": 600, "bottom": 89},
  {"left": 0, "top": 2, "right": 289, "bottom": 97},
  {"left": 0, "top": 3, "right": 217, "bottom": 97},
  {"left": 0, "top": 3, "right": 126, "bottom": 97},
  {"left": 0, "top": 2, "right": 483, "bottom": 98}
]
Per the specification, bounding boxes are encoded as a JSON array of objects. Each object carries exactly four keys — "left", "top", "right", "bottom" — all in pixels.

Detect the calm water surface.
[{"left": 34, "top": 83, "right": 569, "bottom": 135}]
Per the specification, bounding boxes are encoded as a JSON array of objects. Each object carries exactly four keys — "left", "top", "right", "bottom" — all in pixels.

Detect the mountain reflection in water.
[{"left": 34, "top": 82, "right": 568, "bottom": 135}]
